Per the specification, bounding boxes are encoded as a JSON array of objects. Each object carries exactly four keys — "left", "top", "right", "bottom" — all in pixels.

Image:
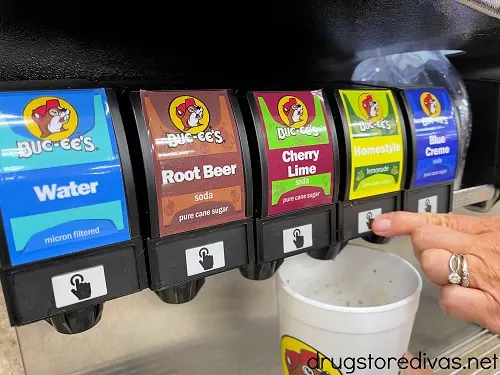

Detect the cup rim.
[{"left": 277, "top": 246, "right": 423, "bottom": 314}]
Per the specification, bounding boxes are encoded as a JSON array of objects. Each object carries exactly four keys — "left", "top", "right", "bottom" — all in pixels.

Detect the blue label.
[
  {"left": 404, "top": 88, "right": 459, "bottom": 188},
  {"left": 0, "top": 89, "right": 130, "bottom": 266}
]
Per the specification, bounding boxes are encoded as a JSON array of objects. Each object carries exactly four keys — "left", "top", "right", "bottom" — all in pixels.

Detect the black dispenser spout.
[
  {"left": 47, "top": 303, "right": 104, "bottom": 335},
  {"left": 308, "top": 241, "right": 349, "bottom": 261},
  {"left": 154, "top": 278, "right": 206, "bottom": 304},
  {"left": 239, "top": 260, "right": 284, "bottom": 281}
]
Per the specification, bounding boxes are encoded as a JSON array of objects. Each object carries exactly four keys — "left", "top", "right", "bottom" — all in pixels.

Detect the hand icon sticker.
[
  {"left": 366, "top": 212, "right": 375, "bottom": 230},
  {"left": 70, "top": 274, "right": 92, "bottom": 300},
  {"left": 293, "top": 229, "right": 304, "bottom": 249},
  {"left": 199, "top": 247, "right": 214, "bottom": 270},
  {"left": 425, "top": 199, "right": 432, "bottom": 213}
]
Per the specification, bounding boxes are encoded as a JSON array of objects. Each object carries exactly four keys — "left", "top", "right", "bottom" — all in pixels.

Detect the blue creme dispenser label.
[
  {"left": 404, "top": 88, "right": 459, "bottom": 188},
  {"left": 0, "top": 89, "right": 131, "bottom": 266}
]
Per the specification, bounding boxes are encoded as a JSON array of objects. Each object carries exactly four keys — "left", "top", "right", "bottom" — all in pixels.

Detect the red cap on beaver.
[
  {"left": 283, "top": 97, "right": 298, "bottom": 114},
  {"left": 176, "top": 98, "right": 196, "bottom": 117},
  {"left": 285, "top": 349, "right": 319, "bottom": 371},
  {"left": 32, "top": 99, "right": 62, "bottom": 121},
  {"left": 423, "top": 93, "right": 433, "bottom": 107},
  {"left": 362, "top": 95, "right": 374, "bottom": 109}
]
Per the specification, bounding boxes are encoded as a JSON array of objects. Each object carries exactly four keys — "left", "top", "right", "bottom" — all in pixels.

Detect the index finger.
[{"left": 371, "top": 211, "right": 499, "bottom": 237}]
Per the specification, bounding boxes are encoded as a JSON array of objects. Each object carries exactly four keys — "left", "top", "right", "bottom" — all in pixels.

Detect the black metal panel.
[{"left": 0, "top": 1, "right": 498, "bottom": 85}]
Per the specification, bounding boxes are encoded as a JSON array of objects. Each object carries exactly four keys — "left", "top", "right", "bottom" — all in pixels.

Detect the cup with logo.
[{"left": 277, "top": 244, "right": 422, "bottom": 375}]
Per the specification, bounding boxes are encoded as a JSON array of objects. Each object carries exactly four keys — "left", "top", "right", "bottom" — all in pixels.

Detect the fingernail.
[{"left": 374, "top": 217, "right": 391, "bottom": 231}]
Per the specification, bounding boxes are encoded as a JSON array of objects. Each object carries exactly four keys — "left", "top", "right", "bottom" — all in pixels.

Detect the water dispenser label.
[
  {"left": 404, "top": 88, "right": 459, "bottom": 187},
  {"left": 140, "top": 90, "right": 246, "bottom": 236},
  {"left": 253, "top": 91, "right": 335, "bottom": 215},
  {"left": 339, "top": 90, "right": 404, "bottom": 200},
  {"left": 0, "top": 89, "right": 130, "bottom": 266}
]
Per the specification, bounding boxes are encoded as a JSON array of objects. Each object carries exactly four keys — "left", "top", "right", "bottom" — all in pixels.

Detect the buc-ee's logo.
[
  {"left": 166, "top": 96, "right": 224, "bottom": 148},
  {"left": 421, "top": 92, "right": 441, "bottom": 118},
  {"left": 359, "top": 93, "right": 382, "bottom": 122},
  {"left": 276, "top": 96, "right": 320, "bottom": 140},
  {"left": 282, "top": 336, "right": 340, "bottom": 375},
  {"left": 17, "top": 97, "right": 96, "bottom": 159},
  {"left": 278, "top": 96, "right": 308, "bottom": 128}
]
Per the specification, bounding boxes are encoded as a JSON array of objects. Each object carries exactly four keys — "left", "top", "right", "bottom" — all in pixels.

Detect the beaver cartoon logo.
[
  {"left": 17, "top": 96, "right": 95, "bottom": 159},
  {"left": 359, "top": 93, "right": 382, "bottom": 122},
  {"left": 23, "top": 97, "right": 78, "bottom": 141},
  {"left": 278, "top": 96, "right": 309, "bottom": 128},
  {"left": 169, "top": 96, "right": 210, "bottom": 134},
  {"left": 282, "top": 336, "right": 342, "bottom": 375},
  {"left": 420, "top": 92, "right": 441, "bottom": 118},
  {"left": 32, "top": 99, "right": 70, "bottom": 138}
]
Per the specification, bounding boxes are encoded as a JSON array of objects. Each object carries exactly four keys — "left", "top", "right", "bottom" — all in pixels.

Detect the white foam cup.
[{"left": 276, "top": 244, "right": 423, "bottom": 375}]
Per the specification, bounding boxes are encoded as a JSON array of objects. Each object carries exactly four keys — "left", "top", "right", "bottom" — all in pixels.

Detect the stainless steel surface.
[
  {"left": 433, "top": 330, "right": 500, "bottom": 374},
  {"left": 453, "top": 185, "right": 497, "bottom": 208},
  {"left": 14, "top": 192, "right": 500, "bottom": 374}
]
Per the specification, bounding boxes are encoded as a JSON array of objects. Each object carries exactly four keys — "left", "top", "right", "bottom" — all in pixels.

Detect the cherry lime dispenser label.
[
  {"left": 140, "top": 90, "right": 246, "bottom": 237},
  {"left": 253, "top": 91, "right": 334, "bottom": 215},
  {"left": 339, "top": 89, "right": 404, "bottom": 200},
  {"left": 0, "top": 89, "right": 131, "bottom": 266},
  {"left": 404, "top": 88, "right": 459, "bottom": 187}
]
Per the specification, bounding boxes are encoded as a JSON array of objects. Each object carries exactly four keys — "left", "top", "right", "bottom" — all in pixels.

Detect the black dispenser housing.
[
  {"left": 462, "top": 79, "right": 500, "bottom": 190},
  {"left": 0, "top": 84, "right": 147, "bottom": 334},
  {"left": 128, "top": 89, "right": 254, "bottom": 303},
  {"left": 326, "top": 85, "right": 407, "bottom": 244},
  {"left": 396, "top": 87, "right": 459, "bottom": 213},
  {"left": 238, "top": 89, "right": 341, "bottom": 281}
]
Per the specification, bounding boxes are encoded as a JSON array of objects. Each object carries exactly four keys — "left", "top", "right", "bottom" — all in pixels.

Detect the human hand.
[
  {"left": 372, "top": 212, "right": 500, "bottom": 334},
  {"left": 401, "top": 352, "right": 434, "bottom": 374}
]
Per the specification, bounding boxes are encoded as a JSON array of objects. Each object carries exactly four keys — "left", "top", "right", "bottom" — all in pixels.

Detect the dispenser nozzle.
[{"left": 46, "top": 303, "right": 104, "bottom": 334}]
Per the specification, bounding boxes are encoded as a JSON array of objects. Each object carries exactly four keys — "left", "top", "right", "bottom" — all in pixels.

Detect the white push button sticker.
[
  {"left": 418, "top": 195, "right": 438, "bottom": 213},
  {"left": 283, "top": 224, "right": 313, "bottom": 253},
  {"left": 358, "top": 208, "right": 382, "bottom": 234},
  {"left": 185, "top": 241, "right": 225, "bottom": 276},
  {"left": 52, "top": 265, "right": 107, "bottom": 308}
]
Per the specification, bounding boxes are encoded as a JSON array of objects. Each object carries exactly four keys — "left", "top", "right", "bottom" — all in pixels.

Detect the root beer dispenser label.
[
  {"left": 252, "top": 91, "right": 335, "bottom": 215},
  {"left": 339, "top": 90, "right": 404, "bottom": 200},
  {"left": 404, "top": 88, "right": 459, "bottom": 187},
  {"left": 140, "top": 90, "right": 245, "bottom": 236}
]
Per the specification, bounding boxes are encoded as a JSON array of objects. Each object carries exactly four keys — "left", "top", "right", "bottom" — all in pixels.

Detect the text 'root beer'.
[
  {"left": 0, "top": 89, "right": 131, "bottom": 266},
  {"left": 140, "top": 90, "right": 246, "bottom": 237},
  {"left": 252, "top": 91, "right": 335, "bottom": 216},
  {"left": 339, "top": 89, "right": 405, "bottom": 200}
]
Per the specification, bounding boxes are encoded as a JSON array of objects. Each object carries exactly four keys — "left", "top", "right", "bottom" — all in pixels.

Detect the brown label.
[{"left": 140, "top": 90, "right": 246, "bottom": 236}]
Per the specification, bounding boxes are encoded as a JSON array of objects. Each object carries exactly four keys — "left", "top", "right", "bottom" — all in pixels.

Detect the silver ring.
[
  {"left": 460, "top": 255, "right": 470, "bottom": 288},
  {"left": 448, "top": 254, "right": 462, "bottom": 285}
]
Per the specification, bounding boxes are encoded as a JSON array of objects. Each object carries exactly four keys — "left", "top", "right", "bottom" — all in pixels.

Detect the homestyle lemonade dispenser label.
[
  {"left": 339, "top": 90, "right": 404, "bottom": 200},
  {"left": 253, "top": 90, "right": 335, "bottom": 215},
  {"left": 0, "top": 89, "right": 131, "bottom": 266},
  {"left": 140, "top": 90, "right": 246, "bottom": 237}
]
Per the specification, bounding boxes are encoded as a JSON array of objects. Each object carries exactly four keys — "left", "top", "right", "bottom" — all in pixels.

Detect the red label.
[
  {"left": 252, "top": 91, "right": 335, "bottom": 215},
  {"left": 140, "top": 90, "right": 246, "bottom": 236}
]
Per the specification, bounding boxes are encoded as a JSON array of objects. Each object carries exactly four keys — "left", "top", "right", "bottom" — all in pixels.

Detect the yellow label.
[
  {"left": 339, "top": 89, "right": 404, "bottom": 200},
  {"left": 281, "top": 335, "right": 342, "bottom": 374}
]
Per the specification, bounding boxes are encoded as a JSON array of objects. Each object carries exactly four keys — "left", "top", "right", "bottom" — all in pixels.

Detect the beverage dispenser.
[
  {"left": 129, "top": 89, "right": 254, "bottom": 303},
  {"left": 328, "top": 86, "right": 407, "bottom": 244},
  {"left": 238, "top": 89, "right": 341, "bottom": 281},
  {"left": 396, "top": 87, "right": 460, "bottom": 213},
  {"left": 462, "top": 79, "right": 500, "bottom": 190},
  {"left": 0, "top": 87, "right": 147, "bottom": 334}
]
